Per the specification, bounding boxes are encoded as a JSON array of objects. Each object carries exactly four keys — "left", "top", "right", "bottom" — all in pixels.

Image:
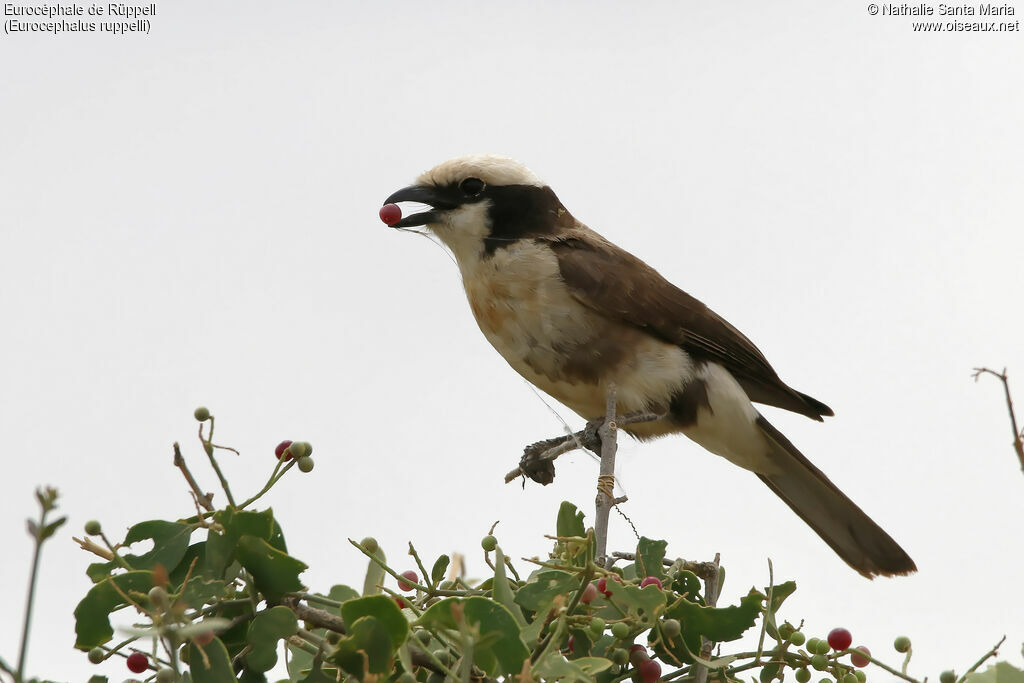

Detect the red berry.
[
  {"left": 398, "top": 570, "right": 418, "bottom": 592},
  {"left": 629, "top": 644, "right": 650, "bottom": 666},
  {"left": 580, "top": 582, "right": 599, "bottom": 603},
  {"left": 828, "top": 627, "right": 853, "bottom": 651},
  {"left": 379, "top": 203, "right": 403, "bottom": 226},
  {"left": 640, "top": 576, "right": 663, "bottom": 590},
  {"left": 275, "top": 440, "right": 293, "bottom": 460},
  {"left": 597, "top": 574, "right": 621, "bottom": 597},
  {"left": 566, "top": 635, "right": 576, "bottom": 653},
  {"left": 126, "top": 652, "right": 148, "bottom": 674},
  {"left": 851, "top": 646, "right": 871, "bottom": 668},
  {"left": 638, "top": 658, "right": 662, "bottom": 682},
  {"left": 394, "top": 596, "right": 407, "bottom": 609},
  {"left": 192, "top": 631, "right": 214, "bottom": 646}
]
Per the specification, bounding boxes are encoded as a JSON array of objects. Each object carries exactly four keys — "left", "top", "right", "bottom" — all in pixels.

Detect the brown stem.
[{"left": 173, "top": 442, "right": 215, "bottom": 511}]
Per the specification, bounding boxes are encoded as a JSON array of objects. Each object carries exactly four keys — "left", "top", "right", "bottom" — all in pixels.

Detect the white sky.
[{"left": 2, "top": 1, "right": 1023, "bottom": 681}]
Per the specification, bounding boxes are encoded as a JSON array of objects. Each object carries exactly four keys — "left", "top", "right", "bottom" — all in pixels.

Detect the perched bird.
[{"left": 382, "top": 155, "right": 915, "bottom": 578}]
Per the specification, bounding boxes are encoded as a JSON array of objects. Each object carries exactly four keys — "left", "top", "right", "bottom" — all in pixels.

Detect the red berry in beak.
[{"left": 380, "top": 203, "right": 402, "bottom": 226}]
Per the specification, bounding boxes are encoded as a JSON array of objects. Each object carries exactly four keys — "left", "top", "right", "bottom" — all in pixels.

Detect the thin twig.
[
  {"left": 17, "top": 491, "right": 55, "bottom": 681},
  {"left": 594, "top": 384, "right": 618, "bottom": 562},
  {"left": 198, "top": 419, "right": 236, "bottom": 507},
  {"left": 958, "top": 635, "right": 1006, "bottom": 681},
  {"left": 173, "top": 442, "right": 215, "bottom": 511},
  {"left": 973, "top": 367, "right": 1024, "bottom": 473},
  {"left": 694, "top": 552, "right": 722, "bottom": 683},
  {"left": 503, "top": 410, "right": 664, "bottom": 483}
]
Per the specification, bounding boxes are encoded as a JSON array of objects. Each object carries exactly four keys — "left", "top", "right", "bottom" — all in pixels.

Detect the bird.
[{"left": 381, "top": 154, "right": 916, "bottom": 578}]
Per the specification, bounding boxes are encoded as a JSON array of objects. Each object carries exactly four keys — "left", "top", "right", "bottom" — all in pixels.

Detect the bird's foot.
[{"left": 519, "top": 436, "right": 564, "bottom": 485}]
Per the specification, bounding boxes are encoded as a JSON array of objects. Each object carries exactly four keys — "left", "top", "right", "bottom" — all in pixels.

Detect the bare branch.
[
  {"left": 972, "top": 367, "right": 1024, "bottom": 473},
  {"left": 594, "top": 384, "right": 618, "bottom": 562},
  {"left": 173, "top": 442, "right": 215, "bottom": 511}
]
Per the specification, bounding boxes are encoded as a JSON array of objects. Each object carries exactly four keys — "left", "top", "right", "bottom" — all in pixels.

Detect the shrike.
[{"left": 382, "top": 155, "right": 915, "bottom": 578}]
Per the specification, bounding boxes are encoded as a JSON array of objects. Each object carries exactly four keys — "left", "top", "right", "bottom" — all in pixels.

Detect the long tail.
[{"left": 756, "top": 415, "right": 917, "bottom": 578}]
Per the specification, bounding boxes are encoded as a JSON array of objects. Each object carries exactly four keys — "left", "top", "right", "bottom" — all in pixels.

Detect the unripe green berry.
[
  {"left": 795, "top": 668, "right": 811, "bottom": 683},
  {"left": 289, "top": 441, "right": 308, "bottom": 458},
  {"left": 789, "top": 631, "right": 806, "bottom": 646},
  {"left": 779, "top": 623, "right": 795, "bottom": 639},
  {"left": 193, "top": 406, "right": 210, "bottom": 421},
  {"left": 481, "top": 535, "right": 497, "bottom": 551},
  {"left": 589, "top": 617, "right": 605, "bottom": 634},
  {"left": 432, "top": 649, "right": 453, "bottom": 666},
  {"left": 893, "top": 636, "right": 911, "bottom": 653},
  {"left": 611, "top": 648, "right": 629, "bottom": 665},
  {"left": 156, "top": 668, "right": 176, "bottom": 683},
  {"left": 814, "top": 638, "right": 832, "bottom": 655},
  {"left": 148, "top": 586, "right": 168, "bottom": 608},
  {"left": 843, "top": 674, "right": 859, "bottom": 683},
  {"left": 662, "top": 618, "right": 681, "bottom": 638},
  {"left": 939, "top": 671, "right": 956, "bottom": 683},
  {"left": 415, "top": 629, "right": 432, "bottom": 647},
  {"left": 854, "top": 670, "right": 866, "bottom": 682},
  {"left": 84, "top": 520, "right": 102, "bottom": 536},
  {"left": 87, "top": 647, "right": 105, "bottom": 664},
  {"left": 297, "top": 455, "right": 314, "bottom": 472},
  {"left": 361, "top": 537, "right": 379, "bottom": 553},
  {"left": 610, "top": 621, "right": 630, "bottom": 640},
  {"left": 811, "top": 654, "right": 829, "bottom": 671},
  {"left": 806, "top": 638, "right": 821, "bottom": 653}
]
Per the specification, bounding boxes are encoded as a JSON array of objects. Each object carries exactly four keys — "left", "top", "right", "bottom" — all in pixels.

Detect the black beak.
[{"left": 383, "top": 185, "right": 461, "bottom": 228}]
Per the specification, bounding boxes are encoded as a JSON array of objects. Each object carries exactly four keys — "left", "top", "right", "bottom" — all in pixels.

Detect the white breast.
[{"left": 457, "top": 239, "right": 696, "bottom": 424}]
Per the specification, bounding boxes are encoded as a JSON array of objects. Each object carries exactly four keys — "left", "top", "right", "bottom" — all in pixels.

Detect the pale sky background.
[{"left": 2, "top": 2, "right": 1023, "bottom": 681}]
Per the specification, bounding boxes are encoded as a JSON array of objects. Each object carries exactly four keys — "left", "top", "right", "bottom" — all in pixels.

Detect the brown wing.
[{"left": 545, "top": 231, "right": 832, "bottom": 421}]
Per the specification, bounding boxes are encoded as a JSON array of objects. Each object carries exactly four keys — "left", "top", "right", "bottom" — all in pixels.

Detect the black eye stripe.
[{"left": 459, "top": 177, "right": 485, "bottom": 196}]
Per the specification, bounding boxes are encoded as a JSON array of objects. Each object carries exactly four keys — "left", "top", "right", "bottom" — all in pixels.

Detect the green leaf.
[
  {"left": 87, "top": 520, "right": 193, "bottom": 580},
  {"left": 206, "top": 509, "right": 287, "bottom": 577},
  {"left": 330, "top": 615, "right": 394, "bottom": 676},
  {"left": 245, "top": 606, "right": 299, "bottom": 672},
  {"left": 601, "top": 573, "right": 668, "bottom": 622},
  {"left": 417, "top": 597, "right": 529, "bottom": 676},
  {"left": 534, "top": 653, "right": 613, "bottom": 681},
  {"left": 295, "top": 656, "right": 337, "bottom": 682},
  {"left": 763, "top": 580, "right": 796, "bottom": 638},
  {"left": 430, "top": 554, "right": 450, "bottom": 585},
  {"left": 326, "top": 585, "right": 359, "bottom": 610},
  {"left": 766, "top": 580, "right": 797, "bottom": 614},
  {"left": 239, "top": 669, "right": 267, "bottom": 683},
  {"left": 40, "top": 516, "right": 67, "bottom": 541},
  {"left": 123, "top": 520, "right": 193, "bottom": 570},
  {"left": 966, "top": 662, "right": 1024, "bottom": 683},
  {"left": 556, "top": 501, "right": 586, "bottom": 538},
  {"left": 671, "top": 570, "right": 703, "bottom": 603},
  {"left": 654, "top": 588, "right": 764, "bottom": 665},
  {"left": 493, "top": 548, "right": 526, "bottom": 626},
  {"left": 188, "top": 637, "right": 239, "bottom": 683},
  {"left": 340, "top": 594, "right": 408, "bottom": 647},
  {"left": 513, "top": 570, "right": 576, "bottom": 611},
  {"left": 636, "top": 537, "right": 667, "bottom": 580},
  {"left": 73, "top": 570, "right": 154, "bottom": 648},
  {"left": 235, "top": 535, "right": 307, "bottom": 602}
]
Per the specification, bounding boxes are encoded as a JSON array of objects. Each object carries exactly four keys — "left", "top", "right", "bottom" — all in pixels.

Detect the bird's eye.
[{"left": 459, "top": 177, "right": 486, "bottom": 197}]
